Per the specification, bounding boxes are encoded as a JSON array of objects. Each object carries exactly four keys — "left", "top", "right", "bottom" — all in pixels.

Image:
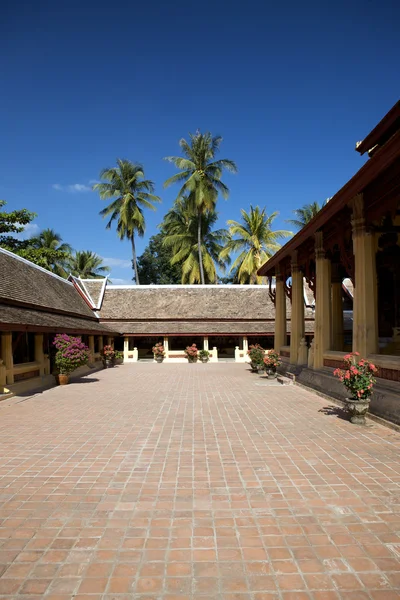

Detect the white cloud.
[
  {"left": 102, "top": 257, "right": 132, "bottom": 268},
  {"left": 52, "top": 182, "right": 92, "bottom": 193},
  {"left": 110, "top": 278, "right": 134, "bottom": 285},
  {"left": 15, "top": 222, "right": 40, "bottom": 239},
  {"left": 68, "top": 183, "right": 91, "bottom": 192}
]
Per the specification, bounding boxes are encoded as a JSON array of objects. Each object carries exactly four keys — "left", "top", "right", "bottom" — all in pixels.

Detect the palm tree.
[
  {"left": 164, "top": 132, "right": 237, "bottom": 284},
  {"left": 162, "top": 197, "right": 229, "bottom": 284},
  {"left": 67, "top": 251, "right": 110, "bottom": 279},
  {"left": 286, "top": 201, "right": 327, "bottom": 230},
  {"left": 220, "top": 206, "right": 292, "bottom": 284},
  {"left": 93, "top": 159, "right": 161, "bottom": 283},
  {"left": 30, "top": 228, "right": 73, "bottom": 276}
]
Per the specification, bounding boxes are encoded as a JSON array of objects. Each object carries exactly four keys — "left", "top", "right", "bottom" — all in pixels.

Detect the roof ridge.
[{"left": 0, "top": 247, "right": 74, "bottom": 285}]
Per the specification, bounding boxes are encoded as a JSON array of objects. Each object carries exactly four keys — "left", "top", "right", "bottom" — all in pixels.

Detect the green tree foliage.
[
  {"left": 162, "top": 197, "right": 229, "bottom": 284},
  {"left": 0, "top": 199, "right": 36, "bottom": 248},
  {"left": 29, "top": 228, "right": 73, "bottom": 276},
  {"left": 0, "top": 201, "right": 70, "bottom": 273},
  {"left": 220, "top": 206, "right": 292, "bottom": 284},
  {"left": 286, "top": 201, "right": 327, "bottom": 230},
  {"left": 164, "top": 132, "right": 237, "bottom": 284},
  {"left": 67, "top": 251, "right": 110, "bottom": 279},
  {"left": 94, "top": 159, "right": 161, "bottom": 284},
  {"left": 135, "top": 233, "right": 182, "bottom": 284}
]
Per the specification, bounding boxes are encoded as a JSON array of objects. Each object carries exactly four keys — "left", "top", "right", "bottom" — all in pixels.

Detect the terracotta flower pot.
[{"left": 57, "top": 374, "right": 69, "bottom": 385}]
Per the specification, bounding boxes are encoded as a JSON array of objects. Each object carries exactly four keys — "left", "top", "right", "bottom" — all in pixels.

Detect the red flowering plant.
[
  {"left": 263, "top": 349, "right": 281, "bottom": 370},
  {"left": 247, "top": 344, "right": 265, "bottom": 366},
  {"left": 333, "top": 352, "right": 378, "bottom": 401},
  {"left": 53, "top": 334, "right": 90, "bottom": 375},
  {"left": 184, "top": 343, "right": 199, "bottom": 363},
  {"left": 152, "top": 342, "right": 165, "bottom": 358},
  {"left": 102, "top": 345, "right": 115, "bottom": 360}
]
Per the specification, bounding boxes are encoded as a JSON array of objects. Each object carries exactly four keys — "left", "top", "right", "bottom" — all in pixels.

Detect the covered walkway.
[{"left": 0, "top": 363, "right": 399, "bottom": 598}]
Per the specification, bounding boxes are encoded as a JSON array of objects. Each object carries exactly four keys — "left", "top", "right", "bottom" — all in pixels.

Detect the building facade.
[
  {"left": 0, "top": 249, "right": 116, "bottom": 395},
  {"left": 258, "top": 100, "right": 400, "bottom": 424}
]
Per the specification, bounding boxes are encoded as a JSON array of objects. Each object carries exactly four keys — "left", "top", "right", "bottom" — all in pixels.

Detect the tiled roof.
[
  {"left": 81, "top": 279, "right": 107, "bottom": 309},
  {"left": 0, "top": 304, "right": 116, "bottom": 333},
  {"left": 100, "top": 285, "right": 279, "bottom": 321},
  {"left": 0, "top": 249, "right": 96, "bottom": 319},
  {"left": 101, "top": 319, "right": 316, "bottom": 335}
]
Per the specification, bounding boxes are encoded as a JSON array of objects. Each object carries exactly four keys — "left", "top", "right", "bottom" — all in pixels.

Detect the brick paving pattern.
[{"left": 0, "top": 362, "right": 399, "bottom": 599}]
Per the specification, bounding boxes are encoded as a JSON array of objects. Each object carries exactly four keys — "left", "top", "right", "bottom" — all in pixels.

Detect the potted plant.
[
  {"left": 199, "top": 349, "right": 210, "bottom": 363},
  {"left": 263, "top": 349, "right": 281, "bottom": 378},
  {"left": 53, "top": 334, "right": 90, "bottom": 385},
  {"left": 247, "top": 344, "right": 265, "bottom": 372},
  {"left": 152, "top": 342, "right": 165, "bottom": 363},
  {"left": 114, "top": 350, "right": 124, "bottom": 365},
  {"left": 102, "top": 345, "right": 115, "bottom": 368},
  {"left": 184, "top": 343, "right": 198, "bottom": 363},
  {"left": 333, "top": 352, "right": 378, "bottom": 424}
]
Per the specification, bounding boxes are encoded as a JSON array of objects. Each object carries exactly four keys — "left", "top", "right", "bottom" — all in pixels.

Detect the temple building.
[
  {"left": 80, "top": 282, "right": 315, "bottom": 362},
  {"left": 0, "top": 246, "right": 314, "bottom": 395},
  {"left": 0, "top": 249, "right": 117, "bottom": 395},
  {"left": 258, "top": 100, "right": 400, "bottom": 425}
]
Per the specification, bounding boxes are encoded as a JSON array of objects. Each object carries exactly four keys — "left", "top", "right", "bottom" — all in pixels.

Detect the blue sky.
[{"left": 1, "top": 0, "right": 399, "bottom": 284}]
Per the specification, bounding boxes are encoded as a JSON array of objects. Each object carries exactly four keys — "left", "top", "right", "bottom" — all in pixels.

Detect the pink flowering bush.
[
  {"left": 263, "top": 349, "right": 281, "bottom": 369},
  {"left": 152, "top": 342, "right": 165, "bottom": 358},
  {"left": 184, "top": 343, "right": 198, "bottom": 362},
  {"left": 102, "top": 345, "right": 115, "bottom": 360},
  {"left": 53, "top": 334, "right": 90, "bottom": 375},
  {"left": 333, "top": 352, "right": 378, "bottom": 401}
]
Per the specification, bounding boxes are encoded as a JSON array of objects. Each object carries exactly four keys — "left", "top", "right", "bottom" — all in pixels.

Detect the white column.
[
  {"left": 203, "top": 336, "right": 209, "bottom": 351},
  {"left": 242, "top": 336, "right": 248, "bottom": 354},
  {"left": 124, "top": 336, "right": 129, "bottom": 362}
]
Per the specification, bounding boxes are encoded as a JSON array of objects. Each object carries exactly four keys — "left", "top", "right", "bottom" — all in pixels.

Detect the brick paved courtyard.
[{"left": 0, "top": 363, "right": 399, "bottom": 599}]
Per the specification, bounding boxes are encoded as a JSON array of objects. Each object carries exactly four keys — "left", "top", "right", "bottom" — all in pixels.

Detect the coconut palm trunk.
[
  {"left": 197, "top": 210, "right": 205, "bottom": 285},
  {"left": 131, "top": 234, "right": 140, "bottom": 284}
]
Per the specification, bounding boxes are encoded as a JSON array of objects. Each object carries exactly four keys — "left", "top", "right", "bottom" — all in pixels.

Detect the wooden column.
[
  {"left": 98, "top": 336, "right": 104, "bottom": 354},
  {"left": 351, "top": 194, "right": 378, "bottom": 356},
  {"left": 34, "top": 334, "right": 45, "bottom": 376},
  {"left": 331, "top": 265, "right": 344, "bottom": 351},
  {"left": 274, "top": 268, "right": 287, "bottom": 351},
  {"left": 314, "top": 232, "right": 332, "bottom": 369},
  {"left": 1, "top": 332, "right": 14, "bottom": 385},
  {"left": 88, "top": 335, "right": 95, "bottom": 363},
  {"left": 289, "top": 253, "right": 305, "bottom": 365}
]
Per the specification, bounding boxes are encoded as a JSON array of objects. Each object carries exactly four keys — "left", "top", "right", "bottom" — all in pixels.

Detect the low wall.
[{"left": 279, "top": 362, "right": 400, "bottom": 426}]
